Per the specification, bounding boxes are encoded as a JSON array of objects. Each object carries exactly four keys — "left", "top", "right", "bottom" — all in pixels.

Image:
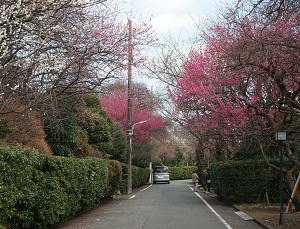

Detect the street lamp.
[
  {"left": 275, "top": 131, "right": 286, "bottom": 226},
  {"left": 127, "top": 120, "right": 147, "bottom": 194},
  {"left": 129, "top": 120, "right": 147, "bottom": 136}
]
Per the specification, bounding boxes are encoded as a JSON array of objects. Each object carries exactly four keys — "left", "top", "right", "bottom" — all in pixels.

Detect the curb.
[{"left": 232, "top": 205, "right": 271, "bottom": 229}]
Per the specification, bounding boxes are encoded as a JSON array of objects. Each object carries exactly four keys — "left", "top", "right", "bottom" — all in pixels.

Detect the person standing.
[
  {"left": 192, "top": 170, "right": 199, "bottom": 192},
  {"left": 206, "top": 171, "right": 211, "bottom": 193}
]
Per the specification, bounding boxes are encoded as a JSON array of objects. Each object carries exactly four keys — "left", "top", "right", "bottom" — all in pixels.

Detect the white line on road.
[
  {"left": 128, "top": 184, "right": 152, "bottom": 200},
  {"left": 141, "top": 184, "right": 152, "bottom": 192},
  {"left": 189, "top": 185, "right": 233, "bottom": 229}
]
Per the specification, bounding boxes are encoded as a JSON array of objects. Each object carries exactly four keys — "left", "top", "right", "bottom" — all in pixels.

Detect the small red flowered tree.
[{"left": 100, "top": 89, "right": 164, "bottom": 145}]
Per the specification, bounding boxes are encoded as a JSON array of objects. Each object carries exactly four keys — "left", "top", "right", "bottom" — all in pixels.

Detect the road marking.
[
  {"left": 129, "top": 195, "right": 136, "bottom": 199},
  {"left": 189, "top": 185, "right": 233, "bottom": 229},
  {"left": 141, "top": 184, "right": 152, "bottom": 192},
  {"left": 128, "top": 184, "right": 152, "bottom": 200}
]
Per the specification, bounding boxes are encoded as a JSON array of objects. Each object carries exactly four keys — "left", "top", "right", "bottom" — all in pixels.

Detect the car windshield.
[{"left": 154, "top": 167, "right": 168, "bottom": 173}]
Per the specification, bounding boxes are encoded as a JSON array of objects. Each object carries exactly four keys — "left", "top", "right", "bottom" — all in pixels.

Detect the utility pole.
[{"left": 127, "top": 18, "right": 133, "bottom": 194}]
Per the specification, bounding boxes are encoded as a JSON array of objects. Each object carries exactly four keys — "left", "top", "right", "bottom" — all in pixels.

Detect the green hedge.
[
  {"left": 132, "top": 166, "right": 150, "bottom": 187},
  {"left": 0, "top": 145, "right": 123, "bottom": 228},
  {"left": 210, "top": 159, "right": 290, "bottom": 204},
  {"left": 119, "top": 164, "right": 150, "bottom": 193},
  {"left": 169, "top": 166, "right": 197, "bottom": 180}
]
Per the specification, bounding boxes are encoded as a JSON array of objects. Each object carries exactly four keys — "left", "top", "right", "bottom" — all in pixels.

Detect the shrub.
[
  {"left": 132, "top": 166, "right": 150, "bottom": 188},
  {"left": 0, "top": 146, "right": 44, "bottom": 228},
  {"left": 169, "top": 166, "right": 197, "bottom": 180},
  {"left": 210, "top": 159, "right": 290, "bottom": 204},
  {"left": 0, "top": 145, "right": 123, "bottom": 228},
  {"left": 0, "top": 101, "right": 52, "bottom": 155},
  {"left": 119, "top": 164, "right": 150, "bottom": 194},
  {"left": 108, "top": 160, "right": 122, "bottom": 195}
]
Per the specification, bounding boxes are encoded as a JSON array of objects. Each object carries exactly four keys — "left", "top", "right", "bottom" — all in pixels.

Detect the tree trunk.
[{"left": 194, "top": 139, "right": 207, "bottom": 189}]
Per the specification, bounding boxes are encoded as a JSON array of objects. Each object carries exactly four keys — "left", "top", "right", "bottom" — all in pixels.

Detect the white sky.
[
  {"left": 123, "top": 0, "right": 234, "bottom": 39},
  {"left": 121, "top": 0, "right": 235, "bottom": 88}
]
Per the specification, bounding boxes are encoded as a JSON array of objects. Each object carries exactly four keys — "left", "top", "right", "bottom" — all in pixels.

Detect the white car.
[{"left": 153, "top": 166, "right": 170, "bottom": 184}]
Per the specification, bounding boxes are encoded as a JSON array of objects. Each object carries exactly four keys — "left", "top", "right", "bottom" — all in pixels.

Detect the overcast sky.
[
  {"left": 121, "top": 0, "right": 235, "bottom": 88},
  {"left": 123, "top": 0, "right": 234, "bottom": 39}
]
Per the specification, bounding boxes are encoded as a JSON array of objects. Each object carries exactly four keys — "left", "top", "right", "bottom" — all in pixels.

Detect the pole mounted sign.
[{"left": 275, "top": 131, "right": 286, "bottom": 141}]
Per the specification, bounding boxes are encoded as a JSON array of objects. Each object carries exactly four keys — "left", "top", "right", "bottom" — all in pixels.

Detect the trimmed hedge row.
[
  {"left": 118, "top": 164, "right": 150, "bottom": 194},
  {"left": 132, "top": 166, "right": 151, "bottom": 188},
  {"left": 0, "top": 145, "right": 149, "bottom": 229},
  {"left": 169, "top": 166, "right": 197, "bottom": 180},
  {"left": 210, "top": 159, "right": 290, "bottom": 204}
]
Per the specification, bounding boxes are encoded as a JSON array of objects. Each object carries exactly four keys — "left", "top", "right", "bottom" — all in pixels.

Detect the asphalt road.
[{"left": 56, "top": 180, "right": 264, "bottom": 229}]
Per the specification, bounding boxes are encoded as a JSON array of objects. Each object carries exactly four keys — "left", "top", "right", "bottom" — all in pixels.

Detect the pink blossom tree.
[
  {"left": 99, "top": 89, "right": 164, "bottom": 145},
  {"left": 168, "top": 0, "right": 300, "bottom": 202},
  {"left": 201, "top": 7, "right": 300, "bottom": 158},
  {"left": 168, "top": 48, "right": 249, "bottom": 172}
]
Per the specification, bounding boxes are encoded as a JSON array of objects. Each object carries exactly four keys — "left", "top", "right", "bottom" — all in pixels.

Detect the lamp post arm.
[
  {"left": 130, "top": 120, "right": 147, "bottom": 135},
  {"left": 132, "top": 120, "right": 147, "bottom": 128}
]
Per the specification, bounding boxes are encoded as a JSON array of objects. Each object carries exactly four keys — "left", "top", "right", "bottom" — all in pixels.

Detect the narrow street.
[{"left": 57, "top": 180, "right": 264, "bottom": 229}]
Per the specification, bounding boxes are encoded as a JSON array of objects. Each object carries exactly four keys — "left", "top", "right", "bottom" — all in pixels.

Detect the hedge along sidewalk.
[
  {"left": 210, "top": 159, "right": 291, "bottom": 205},
  {"left": 0, "top": 145, "right": 123, "bottom": 229}
]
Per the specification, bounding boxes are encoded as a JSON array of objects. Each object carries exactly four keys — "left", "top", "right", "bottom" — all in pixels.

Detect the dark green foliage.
[
  {"left": 0, "top": 146, "right": 43, "bottom": 228},
  {"left": 82, "top": 95, "right": 114, "bottom": 154},
  {"left": 210, "top": 159, "right": 291, "bottom": 204},
  {"left": 84, "top": 95, "right": 103, "bottom": 109},
  {"left": 51, "top": 144, "right": 73, "bottom": 157},
  {"left": 232, "top": 140, "right": 262, "bottom": 160},
  {"left": 119, "top": 164, "right": 128, "bottom": 193},
  {"left": 80, "top": 95, "right": 127, "bottom": 158},
  {"left": 168, "top": 166, "right": 197, "bottom": 180},
  {"left": 46, "top": 113, "right": 82, "bottom": 157},
  {"left": 0, "top": 145, "right": 123, "bottom": 229},
  {"left": 87, "top": 116, "right": 114, "bottom": 153},
  {"left": 170, "top": 146, "right": 186, "bottom": 166},
  {"left": 108, "top": 160, "right": 122, "bottom": 195},
  {"left": 132, "top": 143, "right": 152, "bottom": 167},
  {"left": 132, "top": 166, "right": 150, "bottom": 188},
  {"left": 109, "top": 122, "right": 127, "bottom": 162},
  {"left": 119, "top": 164, "right": 150, "bottom": 193},
  {"left": 151, "top": 157, "right": 163, "bottom": 166},
  {"left": 45, "top": 94, "right": 127, "bottom": 159},
  {"left": 0, "top": 145, "right": 152, "bottom": 229}
]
